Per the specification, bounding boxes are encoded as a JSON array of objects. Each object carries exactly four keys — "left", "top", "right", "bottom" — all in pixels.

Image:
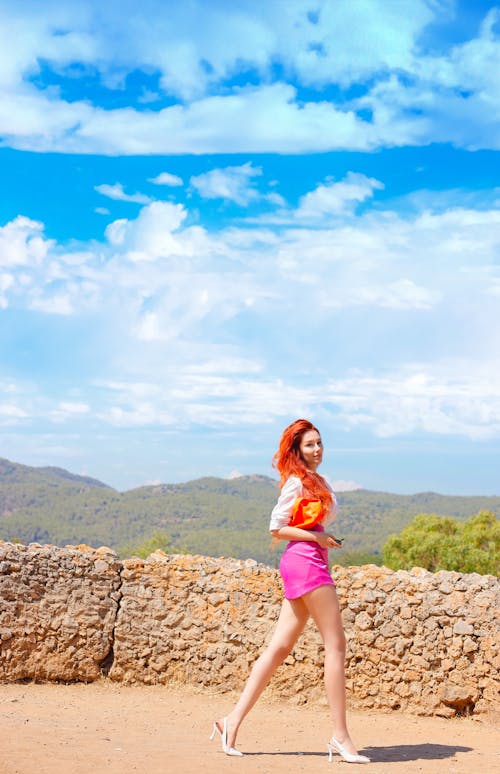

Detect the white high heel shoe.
[
  {"left": 210, "top": 718, "right": 243, "bottom": 757},
  {"left": 327, "top": 736, "right": 370, "bottom": 764}
]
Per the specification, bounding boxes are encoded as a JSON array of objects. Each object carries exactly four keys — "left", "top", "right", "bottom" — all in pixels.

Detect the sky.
[{"left": 0, "top": 0, "right": 499, "bottom": 495}]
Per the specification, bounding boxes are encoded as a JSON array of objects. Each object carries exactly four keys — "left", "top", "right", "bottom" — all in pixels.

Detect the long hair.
[{"left": 272, "top": 419, "right": 334, "bottom": 511}]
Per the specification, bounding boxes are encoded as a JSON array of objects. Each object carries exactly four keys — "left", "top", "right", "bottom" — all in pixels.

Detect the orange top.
[{"left": 288, "top": 497, "right": 324, "bottom": 529}]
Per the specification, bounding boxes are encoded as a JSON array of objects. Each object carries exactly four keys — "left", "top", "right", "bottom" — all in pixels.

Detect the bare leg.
[
  {"left": 302, "top": 584, "right": 361, "bottom": 756},
  {"left": 217, "top": 596, "right": 309, "bottom": 748}
]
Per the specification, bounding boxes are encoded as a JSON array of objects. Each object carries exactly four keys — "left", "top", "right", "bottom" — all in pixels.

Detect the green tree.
[
  {"left": 382, "top": 511, "right": 499, "bottom": 575},
  {"left": 332, "top": 550, "right": 383, "bottom": 568},
  {"left": 119, "top": 530, "right": 185, "bottom": 559},
  {"left": 456, "top": 511, "right": 500, "bottom": 574}
]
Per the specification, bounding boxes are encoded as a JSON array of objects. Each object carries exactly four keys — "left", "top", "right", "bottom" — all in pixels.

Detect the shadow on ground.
[
  {"left": 243, "top": 743, "right": 472, "bottom": 762},
  {"left": 353, "top": 743, "right": 471, "bottom": 763}
]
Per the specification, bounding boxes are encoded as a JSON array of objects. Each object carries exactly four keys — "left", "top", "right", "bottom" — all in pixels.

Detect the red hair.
[{"left": 272, "top": 419, "right": 334, "bottom": 512}]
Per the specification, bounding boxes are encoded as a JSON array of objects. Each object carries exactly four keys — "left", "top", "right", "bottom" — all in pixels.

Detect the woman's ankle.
[{"left": 331, "top": 728, "right": 350, "bottom": 744}]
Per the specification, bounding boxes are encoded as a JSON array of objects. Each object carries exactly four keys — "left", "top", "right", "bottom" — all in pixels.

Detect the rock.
[
  {"left": 440, "top": 683, "right": 478, "bottom": 709},
  {"left": 355, "top": 611, "right": 373, "bottom": 631},
  {"left": 453, "top": 620, "right": 474, "bottom": 635},
  {"left": 463, "top": 637, "right": 479, "bottom": 654}
]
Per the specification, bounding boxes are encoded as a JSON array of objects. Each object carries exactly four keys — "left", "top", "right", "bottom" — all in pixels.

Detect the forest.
[{"left": 1, "top": 457, "right": 499, "bottom": 570}]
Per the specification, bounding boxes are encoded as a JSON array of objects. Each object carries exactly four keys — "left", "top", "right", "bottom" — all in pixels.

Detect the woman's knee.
[
  {"left": 324, "top": 631, "right": 346, "bottom": 657},
  {"left": 268, "top": 642, "right": 293, "bottom": 665}
]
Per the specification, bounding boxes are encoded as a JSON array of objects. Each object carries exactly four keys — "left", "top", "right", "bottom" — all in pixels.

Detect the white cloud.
[
  {"left": 95, "top": 183, "right": 152, "bottom": 204},
  {"left": 324, "top": 362, "right": 500, "bottom": 441},
  {"left": 190, "top": 163, "right": 263, "bottom": 205},
  {"left": 149, "top": 172, "right": 183, "bottom": 186},
  {"left": 134, "top": 311, "right": 164, "bottom": 342},
  {"left": 50, "top": 402, "right": 91, "bottom": 421},
  {"left": 0, "top": 83, "right": 377, "bottom": 154},
  {"left": 296, "top": 172, "right": 384, "bottom": 219},
  {"left": 30, "top": 294, "right": 74, "bottom": 315},
  {"left": 2, "top": 178, "right": 499, "bottom": 351},
  {"left": 1, "top": 0, "right": 432, "bottom": 98},
  {"left": 332, "top": 480, "right": 363, "bottom": 492},
  {"left": 0, "top": 215, "right": 52, "bottom": 268},
  {"left": 0, "top": 216, "right": 56, "bottom": 309},
  {"left": 1, "top": 178, "right": 499, "bottom": 448},
  {"left": 355, "top": 9, "right": 500, "bottom": 151},
  {"left": 273, "top": 203, "right": 500, "bottom": 304},
  {"left": 58, "top": 402, "right": 90, "bottom": 414},
  {"left": 187, "top": 357, "right": 262, "bottom": 375},
  {"left": 104, "top": 200, "right": 210, "bottom": 262},
  {"left": 91, "top": 356, "right": 500, "bottom": 442},
  {"left": 0, "top": 273, "right": 14, "bottom": 308},
  {"left": 18, "top": 357, "right": 496, "bottom": 444},
  {"left": 99, "top": 403, "right": 176, "bottom": 428},
  {"left": 95, "top": 380, "right": 162, "bottom": 399},
  {"left": 0, "top": 3, "right": 497, "bottom": 153},
  {"left": 292, "top": 1, "right": 434, "bottom": 86},
  {"left": 323, "top": 279, "right": 439, "bottom": 311},
  {"left": 2, "top": 184, "right": 499, "bottom": 337},
  {"left": 0, "top": 403, "right": 28, "bottom": 422},
  {"left": 414, "top": 8, "right": 500, "bottom": 103},
  {"left": 0, "top": 5, "right": 96, "bottom": 91}
]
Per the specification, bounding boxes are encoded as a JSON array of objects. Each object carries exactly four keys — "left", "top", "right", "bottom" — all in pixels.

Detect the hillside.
[
  {"left": 1, "top": 458, "right": 499, "bottom": 566},
  {"left": 0, "top": 457, "right": 111, "bottom": 488}
]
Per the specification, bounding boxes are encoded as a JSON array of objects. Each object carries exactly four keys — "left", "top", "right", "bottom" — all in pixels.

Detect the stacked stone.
[
  {"left": 109, "top": 553, "right": 283, "bottom": 687},
  {"left": 109, "top": 553, "right": 499, "bottom": 717},
  {"left": 0, "top": 541, "right": 121, "bottom": 681},
  {"left": 333, "top": 564, "right": 499, "bottom": 717},
  {"left": 1, "top": 542, "right": 498, "bottom": 718}
]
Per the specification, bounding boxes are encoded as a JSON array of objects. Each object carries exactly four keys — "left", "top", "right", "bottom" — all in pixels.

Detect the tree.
[
  {"left": 382, "top": 511, "right": 499, "bottom": 575},
  {"left": 119, "top": 531, "right": 185, "bottom": 559}
]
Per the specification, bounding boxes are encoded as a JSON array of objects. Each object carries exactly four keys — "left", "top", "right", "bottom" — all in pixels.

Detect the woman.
[{"left": 211, "top": 419, "right": 370, "bottom": 764}]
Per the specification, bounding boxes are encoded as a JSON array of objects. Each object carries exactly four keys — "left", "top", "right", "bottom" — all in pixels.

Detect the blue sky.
[{"left": 1, "top": 0, "right": 499, "bottom": 495}]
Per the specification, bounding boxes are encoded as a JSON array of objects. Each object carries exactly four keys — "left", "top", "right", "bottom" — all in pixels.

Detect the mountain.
[
  {"left": 0, "top": 457, "right": 111, "bottom": 488},
  {"left": 1, "top": 458, "right": 498, "bottom": 566}
]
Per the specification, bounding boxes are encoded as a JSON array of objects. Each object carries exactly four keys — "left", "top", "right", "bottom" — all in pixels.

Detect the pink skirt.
[{"left": 279, "top": 526, "right": 335, "bottom": 600}]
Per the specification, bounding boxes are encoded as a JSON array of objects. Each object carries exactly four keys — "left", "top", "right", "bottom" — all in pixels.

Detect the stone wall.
[
  {"left": 1, "top": 541, "right": 498, "bottom": 718},
  {"left": 0, "top": 542, "right": 121, "bottom": 681}
]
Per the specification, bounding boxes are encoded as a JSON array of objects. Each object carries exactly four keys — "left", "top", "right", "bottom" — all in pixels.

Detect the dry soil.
[{"left": 0, "top": 681, "right": 498, "bottom": 774}]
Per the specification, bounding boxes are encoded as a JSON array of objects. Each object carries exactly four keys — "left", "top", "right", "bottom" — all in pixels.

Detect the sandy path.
[{"left": 0, "top": 681, "right": 498, "bottom": 774}]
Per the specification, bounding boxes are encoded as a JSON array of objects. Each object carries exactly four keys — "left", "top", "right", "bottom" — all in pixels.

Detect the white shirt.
[{"left": 268, "top": 475, "right": 337, "bottom": 532}]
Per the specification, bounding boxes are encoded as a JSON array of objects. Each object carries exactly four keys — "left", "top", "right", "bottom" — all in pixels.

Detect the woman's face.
[{"left": 299, "top": 429, "right": 323, "bottom": 471}]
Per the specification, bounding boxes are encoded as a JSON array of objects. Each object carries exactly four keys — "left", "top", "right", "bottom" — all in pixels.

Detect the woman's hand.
[{"left": 315, "top": 532, "right": 342, "bottom": 549}]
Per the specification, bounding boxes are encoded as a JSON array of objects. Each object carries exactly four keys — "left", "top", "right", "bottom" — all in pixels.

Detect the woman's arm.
[
  {"left": 268, "top": 476, "right": 302, "bottom": 531},
  {"left": 270, "top": 526, "right": 342, "bottom": 548}
]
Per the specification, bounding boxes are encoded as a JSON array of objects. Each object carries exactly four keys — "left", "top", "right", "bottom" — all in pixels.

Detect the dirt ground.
[{"left": 0, "top": 681, "right": 498, "bottom": 774}]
